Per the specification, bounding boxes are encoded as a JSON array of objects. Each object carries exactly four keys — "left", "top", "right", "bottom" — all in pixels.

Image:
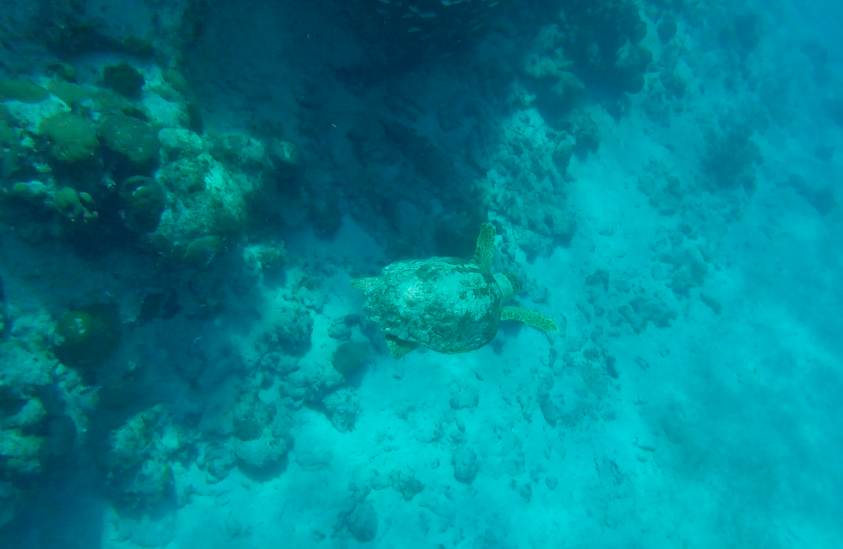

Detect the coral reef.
[
  {"left": 230, "top": 390, "right": 291, "bottom": 471},
  {"left": 101, "top": 406, "right": 189, "bottom": 510},
  {"left": 0, "top": 0, "right": 831, "bottom": 547},
  {"left": 52, "top": 301, "right": 122, "bottom": 377}
]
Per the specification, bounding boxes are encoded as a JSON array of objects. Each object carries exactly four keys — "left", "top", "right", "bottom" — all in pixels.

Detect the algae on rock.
[
  {"left": 38, "top": 112, "right": 99, "bottom": 163},
  {"left": 0, "top": 79, "right": 51, "bottom": 104},
  {"left": 99, "top": 113, "right": 160, "bottom": 174}
]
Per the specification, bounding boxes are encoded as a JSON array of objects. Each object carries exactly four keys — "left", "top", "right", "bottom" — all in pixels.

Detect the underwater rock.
[
  {"left": 231, "top": 392, "right": 277, "bottom": 442},
  {"left": 186, "top": 102, "right": 204, "bottom": 135},
  {"left": 346, "top": 500, "right": 378, "bottom": 542},
  {"left": 102, "top": 407, "right": 181, "bottom": 511},
  {"left": 563, "top": 112, "right": 601, "bottom": 153},
  {"left": 120, "top": 176, "right": 166, "bottom": 233},
  {"left": 322, "top": 388, "right": 359, "bottom": 432},
  {"left": 233, "top": 432, "right": 290, "bottom": 472},
  {"left": 0, "top": 119, "right": 17, "bottom": 149},
  {"left": 38, "top": 112, "right": 99, "bottom": 164},
  {"left": 331, "top": 341, "right": 370, "bottom": 378},
  {"left": 158, "top": 128, "right": 204, "bottom": 160},
  {"left": 262, "top": 295, "right": 314, "bottom": 356},
  {"left": 50, "top": 185, "right": 99, "bottom": 228},
  {"left": 552, "top": 0, "right": 649, "bottom": 92},
  {"left": 232, "top": 415, "right": 264, "bottom": 442},
  {"left": 615, "top": 42, "right": 653, "bottom": 94},
  {"left": 242, "top": 242, "right": 286, "bottom": 273},
  {"left": 103, "top": 63, "right": 145, "bottom": 99},
  {"left": 209, "top": 132, "right": 267, "bottom": 172},
  {"left": 99, "top": 113, "right": 160, "bottom": 176},
  {"left": 161, "top": 70, "right": 203, "bottom": 134},
  {"left": 453, "top": 446, "right": 479, "bottom": 484},
  {"left": 48, "top": 81, "right": 93, "bottom": 108},
  {"left": 267, "top": 139, "right": 303, "bottom": 185},
  {"left": 390, "top": 470, "right": 425, "bottom": 501},
  {"left": 52, "top": 301, "right": 122, "bottom": 376},
  {"left": 153, "top": 154, "right": 253, "bottom": 255},
  {"left": 138, "top": 289, "right": 180, "bottom": 323},
  {"left": 46, "top": 62, "right": 77, "bottom": 82},
  {"left": 162, "top": 69, "right": 196, "bottom": 102},
  {"left": 0, "top": 79, "right": 51, "bottom": 104},
  {"left": 658, "top": 15, "right": 678, "bottom": 43},
  {"left": 52, "top": 187, "right": 98, "bottom": 226},
  {"left": 183, "top": 235, "right": 223, "bottom": 266}
]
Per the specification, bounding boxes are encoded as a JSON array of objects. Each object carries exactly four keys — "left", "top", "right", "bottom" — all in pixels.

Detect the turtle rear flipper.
[
  {"left": 386, "top": 336, "right": 418, "bottom": 358},
  {"left": 470, "top": 223, "right": 496, "bottom": 272},
  {"left": 501, "top": 305, "right": 559, "bottom": 332}
]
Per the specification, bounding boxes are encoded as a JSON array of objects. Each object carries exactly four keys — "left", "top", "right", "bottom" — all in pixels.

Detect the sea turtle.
[{"left": 352, "top": 223, "right": 559, "bottom": 358}]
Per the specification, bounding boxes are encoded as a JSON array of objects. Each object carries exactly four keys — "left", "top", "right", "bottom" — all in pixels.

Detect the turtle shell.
[{"left": 360, "top": 257, "right": 504, "bottom": 354}]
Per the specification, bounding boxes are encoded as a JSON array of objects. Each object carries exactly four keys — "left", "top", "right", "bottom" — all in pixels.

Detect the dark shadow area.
[{"left": 0, "top": 455, "right": 104, "bottom": 549}]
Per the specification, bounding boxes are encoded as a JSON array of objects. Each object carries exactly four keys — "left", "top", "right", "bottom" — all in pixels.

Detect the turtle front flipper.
[
  {"left": 470, "top": 223, "right": 496, "bottom": 273},
  {"left": 501, "top": 305, "right": 559, "bottom": 332},
  {"left": 386, "top": 336, "right": 418, "bottom": 359}
]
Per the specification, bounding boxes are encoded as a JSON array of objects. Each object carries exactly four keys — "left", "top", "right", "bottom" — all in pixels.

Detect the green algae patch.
[
  {"left": 92, "top": 88, "right": 134, "bottom": 116},
  {"left": 38, "top": 112, "right": 99, "bottom": 163},
  {"left": 49, "top": 81, "right": 94, "bottom": 107},
  {"left": 162, "top": 69, "right": 195, "bottom": 100},
  {"left": 0, "top": 79, "right": 51, "bottom": 103},
  {"left": 53, "top": 186, "right": 97, "bottom": 223},
  {"left": 99, "top": 113, "right": 160, "bottom": 171}
]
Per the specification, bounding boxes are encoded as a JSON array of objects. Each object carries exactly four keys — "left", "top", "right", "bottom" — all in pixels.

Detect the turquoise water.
[{"left": 0, "top": 0, "right": 841, "bottom": 547}]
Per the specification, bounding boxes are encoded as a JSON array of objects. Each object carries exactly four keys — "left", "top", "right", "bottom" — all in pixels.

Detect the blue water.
[{"left": 0, "top": 0, "right": 841, "bottom": 547}]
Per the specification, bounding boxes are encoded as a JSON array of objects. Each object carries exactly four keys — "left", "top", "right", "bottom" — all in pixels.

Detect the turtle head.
[{"left": 494, "top": 272, "right": 522, "bottom": 300}]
